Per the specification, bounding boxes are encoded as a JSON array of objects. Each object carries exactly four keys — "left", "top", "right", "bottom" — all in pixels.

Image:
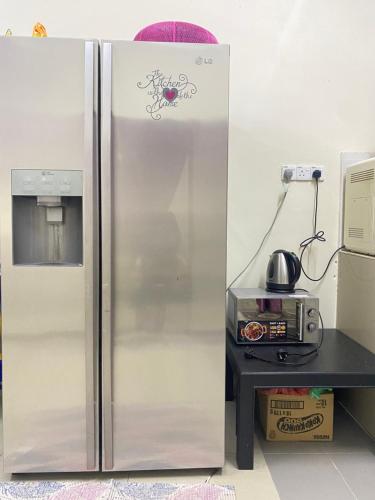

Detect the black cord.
[
  {"left": 244, "top": 311, "right": 324, "bottom": 366},
  {"left": 313, "top": 177, "right": 318, "bottom": 236},
  {"left": 299, "top": 176, "right": 344, "bottom": 281},
  {"left": 244, "top": 351, "right": 317, "bottom": 366},
  {"left": 317, "top": 311, "right": 324, "bottom": 349},
  {"left": 299, "top": 231, "right": 345, "bottom": 282}
]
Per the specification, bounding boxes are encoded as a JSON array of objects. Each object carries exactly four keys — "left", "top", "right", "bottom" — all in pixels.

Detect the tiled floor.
[
  {"left": 256, "top": 403, "right": 375, "bottom": 500},
  {"left": 1, "top": 399, "right": 372, "bottom": 499},
  {"left": 0, "top": 401, "right": 280, "bottom": 500}
]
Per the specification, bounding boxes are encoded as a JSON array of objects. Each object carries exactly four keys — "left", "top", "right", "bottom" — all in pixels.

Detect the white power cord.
[{"left": 227, "top": 179, "right": 291, "bottom": 291}]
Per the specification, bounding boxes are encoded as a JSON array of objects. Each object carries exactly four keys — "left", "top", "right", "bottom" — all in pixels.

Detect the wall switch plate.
[{"left": 281, "top": 165, "right": 325, "bottom": 182}]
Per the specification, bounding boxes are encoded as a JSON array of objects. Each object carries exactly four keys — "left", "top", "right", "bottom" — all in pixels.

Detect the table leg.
[
  {"left": 236, "top": 377, "right": 254, "bottom": 470},
  {"left": 226, "top": 357, "right": 234, "bottom": 401}
]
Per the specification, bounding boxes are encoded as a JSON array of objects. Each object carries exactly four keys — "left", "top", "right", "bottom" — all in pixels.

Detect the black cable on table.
[{"left": 244, "top": 311, "right": 324, "bottom": 366}]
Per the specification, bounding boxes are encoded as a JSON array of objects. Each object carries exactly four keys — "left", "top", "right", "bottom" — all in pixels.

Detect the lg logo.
[{"left": 195, "top": 56, "right": 213, "bottom": 65}]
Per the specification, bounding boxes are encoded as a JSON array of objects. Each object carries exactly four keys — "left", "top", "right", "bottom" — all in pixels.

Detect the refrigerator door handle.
[
  {"left": 84, "top": 40, "right": 96, "bottom": 471},
  {"left": 102, "top": 41, "right": 114, "bottom": 471}
]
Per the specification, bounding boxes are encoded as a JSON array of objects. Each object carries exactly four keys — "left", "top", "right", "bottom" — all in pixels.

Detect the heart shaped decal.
[{"left": 163, "top": 87, "right": 178, "bottom": 102}]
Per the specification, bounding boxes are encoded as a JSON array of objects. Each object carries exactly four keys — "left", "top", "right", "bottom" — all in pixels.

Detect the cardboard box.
[{"left": 258, "top": 391, "right": 334, "bottom": 441}]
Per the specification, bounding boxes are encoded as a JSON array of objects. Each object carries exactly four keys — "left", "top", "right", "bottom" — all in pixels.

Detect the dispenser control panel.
[{"left": 11, "top": 170, "right": 83, "bottom": 196}]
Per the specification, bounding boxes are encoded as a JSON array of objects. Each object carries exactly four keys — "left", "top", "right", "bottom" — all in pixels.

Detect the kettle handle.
[{"left": 286, "top": 252, "right": 301, "bottom": 285}]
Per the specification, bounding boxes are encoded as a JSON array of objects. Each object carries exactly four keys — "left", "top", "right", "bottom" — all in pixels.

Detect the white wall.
[{"left": 2, "top": 0, "right": 375, "bottom": 326}]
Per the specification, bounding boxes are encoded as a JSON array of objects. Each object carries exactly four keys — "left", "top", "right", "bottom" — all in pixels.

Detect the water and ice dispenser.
[{"left": 12, "top": 170, "right": 83, "bottom": 266}]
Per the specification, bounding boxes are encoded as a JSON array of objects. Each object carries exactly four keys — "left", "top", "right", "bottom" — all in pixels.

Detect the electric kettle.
[{"left": 266, "top": 250, "right": 301, "bottom": 293}]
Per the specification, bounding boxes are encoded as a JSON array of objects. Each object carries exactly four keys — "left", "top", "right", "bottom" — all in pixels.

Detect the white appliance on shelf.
[
  {"left": 344, "top": 157, "right": 375, "bottom": 255},
  {"left": 0, "top": 37, "right": 229, "bottom": 473}
]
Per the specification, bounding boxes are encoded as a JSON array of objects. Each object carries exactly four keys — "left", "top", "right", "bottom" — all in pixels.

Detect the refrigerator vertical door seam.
[
  {"left": 101, "top": 42, "right": 114, "bottom": 471},
  {"left": 83, "top": 40, "right": 96, "bottom": 471}
]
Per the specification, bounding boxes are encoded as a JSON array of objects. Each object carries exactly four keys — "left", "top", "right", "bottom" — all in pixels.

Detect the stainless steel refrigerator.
[{"left": 0, "top": 37, "right": 229, "bottom": 473}]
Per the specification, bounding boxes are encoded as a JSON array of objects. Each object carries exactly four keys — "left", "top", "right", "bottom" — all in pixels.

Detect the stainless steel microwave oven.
[{"left": 227, "top": 288, "right": 319, "bottom": 344}]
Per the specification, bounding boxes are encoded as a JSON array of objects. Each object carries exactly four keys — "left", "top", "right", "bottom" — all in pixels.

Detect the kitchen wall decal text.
[{"left": 137, "top": 70, "right": 197, "bottom": 120}]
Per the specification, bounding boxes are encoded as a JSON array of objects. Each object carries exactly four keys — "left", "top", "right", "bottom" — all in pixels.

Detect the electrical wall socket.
[
  {"left": 296, "top": 166, "right": 312, "bottom": 180},
  {"left": 281, "top": 165, "right": 325, "bottom": 182}
]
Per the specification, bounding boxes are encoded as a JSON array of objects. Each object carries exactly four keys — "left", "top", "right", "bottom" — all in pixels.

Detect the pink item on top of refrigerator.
[{"left": 134, "top": 21, "right": 218, "bottom": 44}]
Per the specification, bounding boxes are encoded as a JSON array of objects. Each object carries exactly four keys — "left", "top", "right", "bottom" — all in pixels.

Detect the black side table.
[{"left": 226, "top": 329, "right": 375, "bottom": 469}]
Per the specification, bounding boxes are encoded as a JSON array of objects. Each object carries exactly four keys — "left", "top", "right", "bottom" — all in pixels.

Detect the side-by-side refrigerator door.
[
  {"left": 101, "top": 40, "right": 229, "bottom": 471},
  {"left": 0, "top": 37, "right": 99, "bottom": 472}
]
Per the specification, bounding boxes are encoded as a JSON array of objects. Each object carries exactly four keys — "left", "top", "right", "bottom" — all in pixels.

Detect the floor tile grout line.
[
  {"left": 338, "top": 401, "right": 375, "bottom": 443},
  {"left": 205, "top": 468, "right": 217, "bottom": 483},
  {"left": 329, "top": 456, "right": 358, "bottom": 500},
  {"left": 263, "top": 451, "right": 372, "bottom": 455},
  {"left": 264, "top": 452, "right": 328, "bottom": 455}
]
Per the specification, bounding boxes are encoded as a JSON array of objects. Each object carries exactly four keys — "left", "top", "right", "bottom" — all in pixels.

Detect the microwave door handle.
[
  {"left": 102, "top": 41, "right": 113, "bottom": 471},
  {"left": 298, "top": 302, "right": 304, "bottom": 341}
]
